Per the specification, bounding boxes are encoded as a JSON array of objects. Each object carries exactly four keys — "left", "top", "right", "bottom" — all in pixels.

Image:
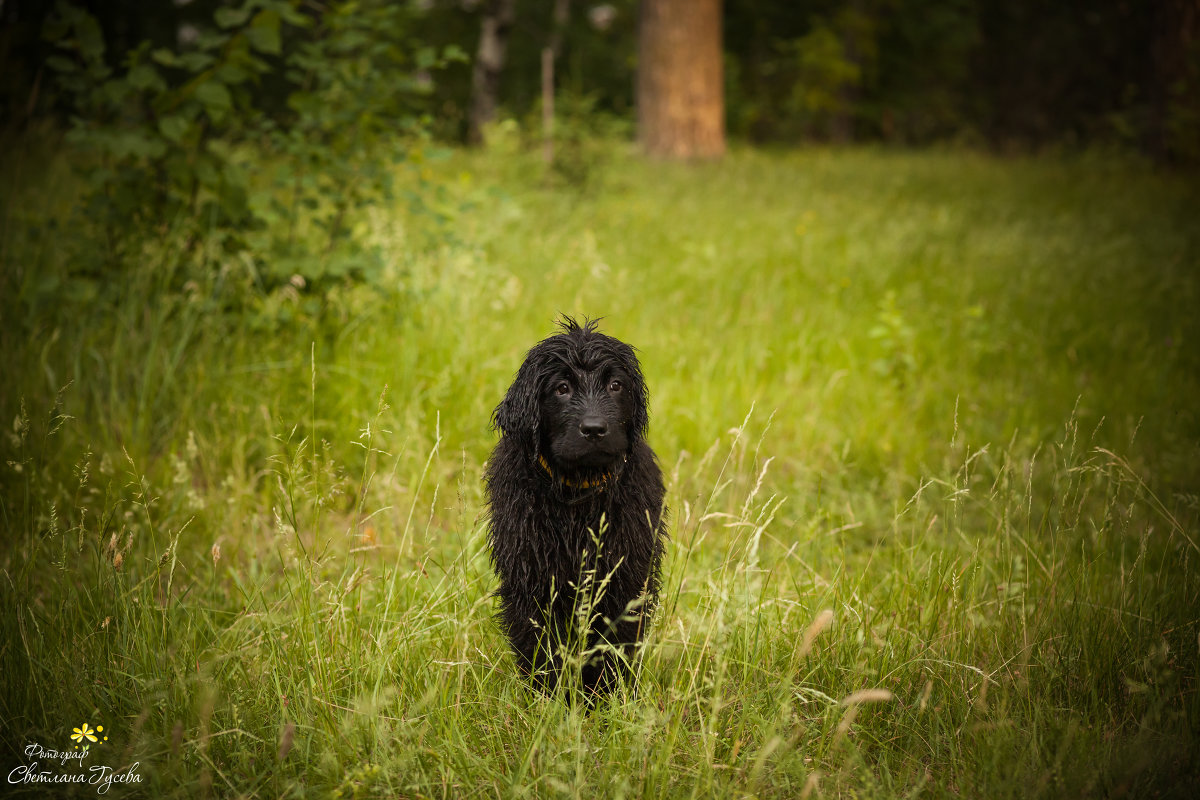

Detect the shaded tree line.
[
  {"left": 742, "top": 0, "right": 1198, "bottom": 162},
  {"left": 2, "top": 0, "right": 1197, "bottom": 162}
]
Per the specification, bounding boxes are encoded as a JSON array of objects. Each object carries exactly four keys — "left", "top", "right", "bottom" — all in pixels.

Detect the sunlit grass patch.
[{"left": 1, "top": 145, "right": 1197, "bottom": 797}]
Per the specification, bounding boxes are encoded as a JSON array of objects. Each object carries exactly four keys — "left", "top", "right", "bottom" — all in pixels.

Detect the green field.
[{"left": 2, "top": 145, "right": 1198, "bottom": 798}]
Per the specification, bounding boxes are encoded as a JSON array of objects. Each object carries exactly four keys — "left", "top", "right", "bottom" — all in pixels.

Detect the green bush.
[{"left": 41, "top": 0, "right": 465, "bottom": 300}]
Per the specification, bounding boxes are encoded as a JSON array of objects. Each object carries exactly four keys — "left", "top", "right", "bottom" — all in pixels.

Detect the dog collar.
[{"left": 537, "top": 454, "right": 625, "bottom": 490}]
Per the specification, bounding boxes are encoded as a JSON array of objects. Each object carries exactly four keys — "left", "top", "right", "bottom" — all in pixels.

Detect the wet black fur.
[{"left": 485, "top": 317, "right": 667, "bottom": 699}]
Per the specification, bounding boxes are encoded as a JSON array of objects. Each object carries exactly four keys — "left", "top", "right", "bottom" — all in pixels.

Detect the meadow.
[{"left": 1, "top": 143, "right": 1198, "bottom": 798}]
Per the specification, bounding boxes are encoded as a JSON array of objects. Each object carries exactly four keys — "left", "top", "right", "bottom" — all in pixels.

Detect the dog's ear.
[
  {"left": 629, "top": 372, "right": 650, "bottom": 441},
  {"left": 492, "top": 358, "right": 541, "bottom": 449},
  {"left": 621, "top": 346, "right": 651, "bottom": 441}
]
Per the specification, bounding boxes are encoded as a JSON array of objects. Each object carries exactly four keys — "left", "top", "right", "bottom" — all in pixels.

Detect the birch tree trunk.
[{"left": 468, "top": 0, "right": 516, "bottom": 146}]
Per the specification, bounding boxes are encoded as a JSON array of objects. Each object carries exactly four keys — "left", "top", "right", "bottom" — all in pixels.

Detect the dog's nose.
[{"left": 579, "top": 416, "right": 609, "bottom": 439}]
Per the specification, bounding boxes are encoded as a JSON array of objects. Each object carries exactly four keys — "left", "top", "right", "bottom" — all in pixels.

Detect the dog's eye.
[
  {"left": 608, "top": 380, "right": 622, "bottom": 393},
  {"left": 554, "top": 382, "right": 571, "bottom": 397}
]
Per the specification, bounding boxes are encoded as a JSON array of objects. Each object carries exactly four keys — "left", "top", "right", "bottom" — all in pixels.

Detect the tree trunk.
[
  {"left": 468, "top": 0, "right": 516, "bottom": 146},
  {"left": 543, "top": 0, "right": 571, "bottom": 164},
  {"left": 637, "top": 0, "right": 726, "bottom": 159},
  {"left": 548, "top": 0, "right": 570, "bottom": 62}
]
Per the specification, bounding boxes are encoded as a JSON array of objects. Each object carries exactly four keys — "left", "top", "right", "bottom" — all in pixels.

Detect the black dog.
[{"left": 485, "top": 317, "right": 667, "bottom": 699}]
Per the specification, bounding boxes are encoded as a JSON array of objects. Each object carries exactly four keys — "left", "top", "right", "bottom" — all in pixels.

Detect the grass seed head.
[
  {"left": 797, "top": 608, "right": 835, "bottom": 660},
  {"left": 840, "top": 689, "right": 894, "bottom": 706},
  {"left": 278, "top": 721, "right": 296, "bottom": 761}
]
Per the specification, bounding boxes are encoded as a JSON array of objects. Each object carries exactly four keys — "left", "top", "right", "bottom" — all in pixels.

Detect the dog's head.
[{"left": 493, "top": 317, "right": 650, "bottom": 473}]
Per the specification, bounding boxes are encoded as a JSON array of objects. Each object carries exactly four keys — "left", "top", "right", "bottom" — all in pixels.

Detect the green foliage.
[
  {"left": 7, "top": 0, "right": 1199, "bottom": 163},
  {"left": 40, "top": 0, "right": 463, "bottom": 302},
  {"left": 1164, "top": 42, "right": 1200, "bottom": 164},
  {"left": 784, "top": 7, "right": 877, "bottom": 137},
  {"left": 787, "top": 23, "right": 861, "bottom": 117},
  {"left": 871, "top": 0, "right": 980, "bottom": 141},
  {"left": 721, "top": 0, "right": 1200, "bottom": 157},
  {"left": 545, "top": 91, "right": 632, "bottom": 192},
  {"left": 478, "top": 0, "right": 640, "bottom": 128},
  {"left": 725, "top": 0, "right": 958, "bottom": 142},
  {"left": 867, "top": 290, "right": 917, "bottom": 381}
]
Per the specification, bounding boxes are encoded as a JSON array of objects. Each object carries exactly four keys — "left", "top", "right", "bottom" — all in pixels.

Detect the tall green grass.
[{"left": 1, "top": 143, "right": 1198, "bottom": 798}]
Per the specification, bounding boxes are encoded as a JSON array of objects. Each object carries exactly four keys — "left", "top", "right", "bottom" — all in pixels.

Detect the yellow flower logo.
[{"left": 70, "top": 723, "right": 103, "bottom": 745}]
